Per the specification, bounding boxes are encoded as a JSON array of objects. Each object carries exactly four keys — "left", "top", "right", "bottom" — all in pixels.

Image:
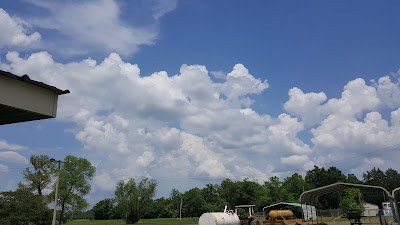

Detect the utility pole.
[
  {"left": 180, "top": 194, "right": 183, "bottom": 221},
  {"left": 50, "top": 158, "right": 68, "bottom": 225}
]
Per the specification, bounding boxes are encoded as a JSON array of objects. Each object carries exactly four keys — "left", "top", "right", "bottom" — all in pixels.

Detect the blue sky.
[{"left": 1, "top": 0, "right": 400, "bottom": 206}]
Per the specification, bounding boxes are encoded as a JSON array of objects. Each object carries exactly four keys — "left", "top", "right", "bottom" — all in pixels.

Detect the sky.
[{"left": 1, "top": 0, "right": 400, "bottom": 206}]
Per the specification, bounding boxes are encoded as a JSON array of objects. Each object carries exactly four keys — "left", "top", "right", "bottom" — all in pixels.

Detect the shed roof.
[
  {"left": 0, "top": 70, "right": 69, "bottom": 125},
  {"left": 299, "top": 182, "right": 390, "bottom": 203},
  {"left": 0, "top": 70, "right": 69, "bottom": 95},
  {"left": 263, "top": 202, "right": 315, "bottom": 212}
]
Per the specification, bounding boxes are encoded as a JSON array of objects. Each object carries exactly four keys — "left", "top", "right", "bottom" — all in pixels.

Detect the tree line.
[
  {"left": 1, "top": 154, "right": 400, "bottom": 225},
  {"left": 92, "top": 165, "right": 400, "bottom": 222}
]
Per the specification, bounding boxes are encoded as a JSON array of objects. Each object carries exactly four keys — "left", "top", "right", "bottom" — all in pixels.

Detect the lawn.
[
  {"left": 66, "top": 218, "right": 198, "bottom": 225},
  {"left": 65, "top": 216, "right": 386, "bottom": 225}
]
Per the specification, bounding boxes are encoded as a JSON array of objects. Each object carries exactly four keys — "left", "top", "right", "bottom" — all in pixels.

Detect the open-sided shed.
[{"left": 299, "top": 182, "right": 400, "bottom": 224}]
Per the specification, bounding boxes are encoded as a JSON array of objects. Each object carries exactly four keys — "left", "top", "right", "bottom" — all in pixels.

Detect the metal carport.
[{"left": 299, "top": 182, "right": 400, "bottom": 224}]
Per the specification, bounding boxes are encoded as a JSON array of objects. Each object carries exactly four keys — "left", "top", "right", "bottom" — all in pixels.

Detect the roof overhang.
[
  {"left": 0, "top": 70, "right": 69, "bottom": 125},
  {"left": 299, "top": 182, "right": 390, "bottom": 203}
]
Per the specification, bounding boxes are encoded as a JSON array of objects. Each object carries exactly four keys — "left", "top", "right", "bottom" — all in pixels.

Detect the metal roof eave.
[
  {"left": 0, "top": 70, "right": 69, "bottom": 95},
  {"left": 299, "top": 182, "right": 391, "bottom": 203}
]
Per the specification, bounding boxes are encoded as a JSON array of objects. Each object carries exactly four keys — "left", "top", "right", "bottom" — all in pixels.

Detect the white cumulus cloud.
[
  {"left": 0, "top": 140, "right": 27, "bottom": 151},
  {"left": 11, "top": 0, "right": 176, "bottom": 57},
  {"left": 2, "top": 50, "right": 400, "bottom": 194},
  {"left": 0, "top": 151, "right": 29, "bottom": 164},
  {"left": 0, "top": 8, "right": 41, "bottom": 48}
]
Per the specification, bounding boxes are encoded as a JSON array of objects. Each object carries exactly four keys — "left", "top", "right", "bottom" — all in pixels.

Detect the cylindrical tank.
[
  {"left": 199, "top": 212, "right": 240, "bottom": 225},
  {"left": 268, "top": 210, "right": 294, "bottom": 220}
]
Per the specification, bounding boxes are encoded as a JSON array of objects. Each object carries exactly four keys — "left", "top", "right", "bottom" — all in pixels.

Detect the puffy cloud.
[
  {"left": 267, "top": 114, "right": 310, "bottom": 155},
  {"left": 136, "top": 151, "right": 155, "bottom": 167},
  {"left": 284, "top": 87, "right": 327, "bottom": 126},
  {"left": 373, "top": 75, "right": 400, "bottom": 108},
  {"left": 93, "top": 173, "right": 115, "bottom": 191},
  {"left": 310, "top": 109, "right": 400, "bottom": 172},
  {"left": 220, "top": 64, "right": 269, "bottom": 107},
  {"left": 180, "top": 132, "right": 232, "bottom": 178},
  {"left": 233, "top": 165, "right": 270, "bottom": 182},
  {"left": 0, "top": 9, "right": 41, "bottom": 48},
  {"left": 280, "top": 155, "right": 314, "bottom": 170},
  {"left": 285, "top": 78, "right": 381, "bottom": 127},
  {"left": 325, "top": 78, "right": 380, "bottom": 118},
  {"left": 349, "top": 157, "right": 386, "bottom": 177},
  {"left": 0, "top": 151, "right": 29, "bottom": 164},
  {"left": 0, "top": 51, "right": 281, "bottom": 190},
  {"left": 282, "top": 75, "right": 400, "bottom": 175},
  {"left": 391, "top": 108, "right": 400, "bottom": 127},
  {"left": 13, "top": 0, "right": 176, "bottom": 57},
  {"left": 0, "top": 140, "right": 27, "bottom": 151}
]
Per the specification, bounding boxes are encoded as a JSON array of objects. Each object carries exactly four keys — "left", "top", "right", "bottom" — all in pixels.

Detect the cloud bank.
[
  {"left": 1, "top": 3, "right": 400, "bottom": 197},
  {"left": 1, "top": 50, "right": 400, "bottom": 194}
]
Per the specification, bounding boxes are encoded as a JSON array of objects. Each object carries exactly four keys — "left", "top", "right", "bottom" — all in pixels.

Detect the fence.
[{"left": 315, "top": 209, "right": 392, "bottom": 225}]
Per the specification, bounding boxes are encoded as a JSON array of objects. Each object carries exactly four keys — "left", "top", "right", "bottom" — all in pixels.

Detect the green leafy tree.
[
  {"left": 146, "top": 197, "right": 175, "bottom": 218},
  {"left": 169, "top": 189, "right": 182, "bottom": 218},
  {"left": 264, "top": 176, "right": 282, "bottom": 204},
  {"left": 93, "top": 198, "right": 115, "bottom": 220},
  {"left": 23, "top": 155, "right": 55, "bottom": 196},
  {"left": 363, "top": 167, "right": 385, "bottom": 187},
  {"left": 280, "top": 173, "right": 306, "bottom": 202},
  {"left": 340, "top": 189, "right": 364, "bottom": 215},
  {"left": 201, "top": 184, "right": 228, "bottom": 212},
  {"left": 0, "top": 185, "right": 51, "bottom": 225},
  {"left": 137, "top": 177, "right": 157, "bottom": 218},
  {"left": 346, "top": 174, "right": 361, "bottom": 184},
  {"left": 363, "top": 167, "right": 400, "bottom": 205},
  {"left": 182, "top": 187, "right": 207, "bottom": 217},
  {"left": 219, "top": 179, "right": 243, "bottom": 208},
  {"left": 305, "top": 166, "right": 346, "bottom": 209},
  {"left": 115, "top": 177, "right": 157, "bottom": 224},
  {"left": 54, "top": 155, "right": 95, "bottom": 225},
  {"left": 384, "top": 168, "right": 400, "bottom": 192}
]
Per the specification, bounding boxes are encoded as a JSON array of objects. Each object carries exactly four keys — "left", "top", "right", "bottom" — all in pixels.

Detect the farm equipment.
[
  {"left": 199, "top": 204, "right": 327, "bottom": 225},
  {"left": 198, "top": 205, "right": 257, "bottom": 225}
]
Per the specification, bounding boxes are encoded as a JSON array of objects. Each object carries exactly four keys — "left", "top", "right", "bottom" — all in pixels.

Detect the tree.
[
  {"left": 54, "top": 155, "right": 95, "bottom": 225},
  {"left": 115, "top": 178, "right": 136, "bottom": 222},
  {"left": 137, "top": 177, "right": 157, "bottom": 218},
  {"left": 305, "top": 166, "right": 346, "bottom": 209},
  {"left": 363, "top": 167, "right": 400, "bottom": 205},
  {"left": 115, "top": 177, "right": 157, "bottom": 224},
  {"left": 93, "top": 198, "right": 114, "bottom": 220},
  {"left": 23, "top": 155, "right": 55, "bottom": 196},
  {"left": 384, "top": 168, "right": 400, "bottom": 192},
  {"left": 182, "top": 187, "right": 207, "bottom": 217},
  {"left": 346, "top": 174, "right": 361, "bottom": 184},
  {"left": 363, "top": 167, "right": 385, "bottom": 187},
  {"left": 219, "top": 179, "right": 244, "bottom": 208},
  {"left": 264, "top": 176, "right": 282, "bottom": 204},
  {"left": 280, "top": 173, "right": 306, "bottom": 202},
  {"left": 0, "top": 185, "right": 52, "bottom": 225},
  {"left": 201, "top": 184, "right": 227, "bottom": 212},
  {"left": 340, "top": 189, "right": 364, "bottom": 215},
  {"left": 168, "top": 189, "right": 182, "bottom": 218},
  {"left": 146, "top": 197, "right": 175, "bottom": 219}
]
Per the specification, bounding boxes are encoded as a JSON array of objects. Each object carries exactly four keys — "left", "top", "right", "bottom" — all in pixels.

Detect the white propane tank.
[{"left": 198, "top": 212, "right": 240, "bottom": 225}]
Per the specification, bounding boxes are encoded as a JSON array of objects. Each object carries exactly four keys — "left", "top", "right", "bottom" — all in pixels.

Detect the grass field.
[
  {"left": 66, "top": 218, "right": 198, "bottom": 225},
  {"left": 65, "top": 216, "right": 388, "bottom": 225}
]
